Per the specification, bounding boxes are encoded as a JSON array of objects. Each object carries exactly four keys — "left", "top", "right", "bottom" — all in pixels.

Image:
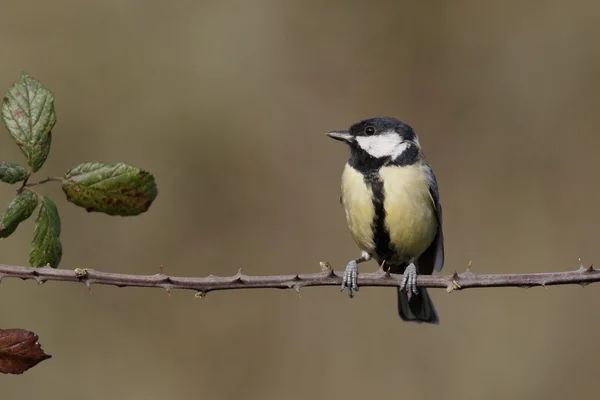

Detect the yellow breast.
[
  {"left": 340, "top": 164, "right": 376, "bottom": 253},
  {"left": 340, "top": 162, "right": 438, "bottom": 262},
  {"left": 379, "top": 164, "right": 437, "bottom": 261}
]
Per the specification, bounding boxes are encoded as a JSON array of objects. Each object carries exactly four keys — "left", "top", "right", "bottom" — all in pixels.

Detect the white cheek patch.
[{"left": 356, "top": 131, "right": 409, "bottom": 159}]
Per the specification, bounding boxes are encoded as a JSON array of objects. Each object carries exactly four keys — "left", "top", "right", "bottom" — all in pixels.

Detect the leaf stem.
[{"left": 24, "top": 177, "right": 62, "bottom": 187}]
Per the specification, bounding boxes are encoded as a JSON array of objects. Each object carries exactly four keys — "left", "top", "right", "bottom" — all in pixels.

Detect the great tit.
[{"left": 327, "top": 117, "right": 444, "bottom": 324}]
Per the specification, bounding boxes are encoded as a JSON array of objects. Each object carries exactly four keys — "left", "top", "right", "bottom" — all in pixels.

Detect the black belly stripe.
[
  {"left": 347, "top": 142, "right": 420, "bottom": 271},
  {"left": 362, "top": 171, "right": 394, "bottom": 262}
]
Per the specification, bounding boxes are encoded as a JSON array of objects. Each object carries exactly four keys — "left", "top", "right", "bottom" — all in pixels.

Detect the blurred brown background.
[{"left": 2, "top": 0, "right": 600, "bottom": 398}]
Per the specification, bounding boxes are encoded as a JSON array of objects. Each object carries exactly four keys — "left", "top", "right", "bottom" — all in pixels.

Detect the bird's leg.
[
  {"left": 340, "top": 251, "right": 371, "bottom": 298},
  {"left": 399, "top": 262, "right": 419, "bottom": 300}
]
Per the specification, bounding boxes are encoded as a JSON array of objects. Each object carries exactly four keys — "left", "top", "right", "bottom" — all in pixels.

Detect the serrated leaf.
[
  {"left": 62, "top": 162, "right": 158, "bottom": 216},
  {"left": 1, "top": 73, "right": 56, "bottom": 172},
  {"left": 0, "top": 191, "right": 39, "bottom": 238},
  {"left": 0, "top": 329, "right": 52, "bottom": 374},
  {"left": 29, "top": 196, "right": 62, "bottom": 268},
  {"left": 0, "top": 161, "right": 29, "bottom": 184}
]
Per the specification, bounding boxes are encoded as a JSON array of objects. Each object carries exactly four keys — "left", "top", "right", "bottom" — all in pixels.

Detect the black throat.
[{"left": 347, "top": 142, "right": 419, "bottom": 174}]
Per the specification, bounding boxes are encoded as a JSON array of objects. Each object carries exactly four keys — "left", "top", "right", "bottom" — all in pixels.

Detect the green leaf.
[
  {"left": 62, "top": 162, "right": 158, "bottom": 216},
  {"left": 0, "top": 191, "right": 39, "bottom": 238},
  {"left": 0, "top": 161, "right": 29, "bottom": 184},
  {"left": 29, "top": 196, "right": 62, "bottom": 268},
  {"left": 1, "top": 73, "right": 56, "bottom": 172}
]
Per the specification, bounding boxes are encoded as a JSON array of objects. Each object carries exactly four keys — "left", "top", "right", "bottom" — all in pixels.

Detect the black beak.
[{"left": 326, "top": 130, "right": 354, "bottom": 143}]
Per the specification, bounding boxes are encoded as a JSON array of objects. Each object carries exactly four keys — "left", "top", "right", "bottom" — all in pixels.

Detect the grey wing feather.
[{"left": 424, "top": 164, "right": 444, "bottom": 272}]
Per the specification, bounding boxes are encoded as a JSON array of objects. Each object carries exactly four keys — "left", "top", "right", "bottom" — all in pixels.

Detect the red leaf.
[{"left": 0, "top": 328, "right": 51, "bottom": 374}]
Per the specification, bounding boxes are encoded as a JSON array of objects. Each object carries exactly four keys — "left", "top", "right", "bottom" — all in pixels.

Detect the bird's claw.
[
  {"left": 399, "top": 263, "right": 419, "bottom": 300},
  {"left": 341, "top": 260, "right": 359, "bottom": 298}
]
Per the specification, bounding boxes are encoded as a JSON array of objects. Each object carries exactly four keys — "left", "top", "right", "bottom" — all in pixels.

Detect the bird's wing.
[{"left": 424, "top": 164, "right": 444, "bottom": 272}]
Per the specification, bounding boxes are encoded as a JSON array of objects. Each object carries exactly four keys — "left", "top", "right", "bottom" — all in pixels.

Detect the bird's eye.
[{"left": 365, "top": 126, "right": 375, "bottom": 135}]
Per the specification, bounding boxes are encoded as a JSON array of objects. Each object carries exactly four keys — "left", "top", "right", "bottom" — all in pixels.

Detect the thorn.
[
  {"left": 294, "top": 285, "right": 302, "bottom": 298},
  {"left": 580, "top": 282, "right": 589, "bottom": 288},
  {"left": 163, "top": 284, "right": 173, "bottom": 295},
  {"left": 385, "top": 266, "right": 391, "bottom": 277},
  {"left": 233, "top": 269, "right": 243, "bottom": 282},
  {"left": 462, "top": 261, "right": 475, "bottom": 276},
  {"left": 195, "top": 291, "right": 206, "bottom": 299},
  {"left": 541, "top": 283, "right": 547, "bottom": 290},
  {"left": 587, "top": 264, "right": 595, "bottom": 272},
  {"left": 452, "top": 271, "right": 459, "bottom": 281},
  {"left": 88, "top": 285, "right": 92, "bottom": 294},
  {"left": 159, "top": 264, "right": 164, "bottom": 273},
  {"left": 380, "top": 260, "right": 386, "bottom": 270},
  {"left": 578, "top": 258, "right": 586, "bottom": 272}
]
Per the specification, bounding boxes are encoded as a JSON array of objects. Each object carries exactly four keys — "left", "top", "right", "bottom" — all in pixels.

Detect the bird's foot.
[
  {"left": 399, "top": 263, "right": 419, "bottom": 300},
  {"left": 341, "top": 260, "right": 359, "bottom": 298}
]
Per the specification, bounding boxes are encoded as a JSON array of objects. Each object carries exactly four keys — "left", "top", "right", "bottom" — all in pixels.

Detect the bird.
[{"left": 327, "top": 117, "right": 444, "bottom": 323}]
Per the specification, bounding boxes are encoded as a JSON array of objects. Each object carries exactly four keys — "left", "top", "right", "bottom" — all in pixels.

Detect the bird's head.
[{"left": 327, "top": 117, "right": 421, "bottom": 169}]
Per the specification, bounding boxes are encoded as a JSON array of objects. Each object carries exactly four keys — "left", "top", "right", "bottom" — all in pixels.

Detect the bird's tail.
[{"left": 397, "top": 288, "right": 439, "bottom": 324}]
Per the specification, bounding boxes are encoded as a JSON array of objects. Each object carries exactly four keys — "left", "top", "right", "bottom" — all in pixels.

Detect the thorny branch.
[{"left": 0, "top": 261, "right": 598, "bottom": 297}]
